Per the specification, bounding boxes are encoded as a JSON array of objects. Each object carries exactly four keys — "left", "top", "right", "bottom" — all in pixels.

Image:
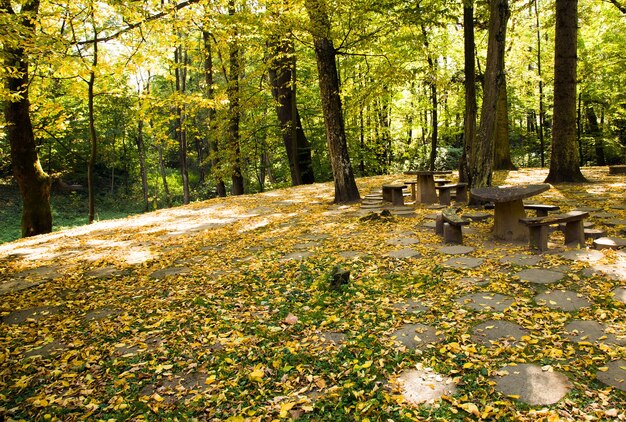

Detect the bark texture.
[
  {"left": 202, "top": 30, "right": 227, "bottom": 197},
  {"left": 545, "top": 0, "right": 586, "bottom": 183},
  {"left": 228, "top": 0, "right": 245, "bottom": 195},
  {"left": 305, "top": 0, "right": 360, "bottom": 203},
  {"left": 468, "top": 0, "right": 510, "bottom": 189},
  {"left": 459, "top": 1, "right": 476, "bottom": 183},
  {"left": 267, "top": 37, "right": 315, "bottom": 185},
  {"left": 493, "top": 77, "right": 516, "bottom": 170},
  {"left": 2, "top": 0, "right": 52, "bottom": 237}
]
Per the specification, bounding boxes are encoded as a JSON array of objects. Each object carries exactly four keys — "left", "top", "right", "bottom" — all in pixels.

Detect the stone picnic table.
[
  {"left": 404, "top": 170, "right": 453, "bottom": 204},
  {"left": 471, "top": 183, "right": 550, "bottom": 241}
]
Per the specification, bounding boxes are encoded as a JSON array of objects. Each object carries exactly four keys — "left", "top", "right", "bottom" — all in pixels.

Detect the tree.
[
  {"left": 304, "top": 0, "right": 360, "bottom": 203},
  {"left": 459, "top": 0, "right": 476, "bottom": 183},
  {"left": 468, "top": 0, "right": 510, "bottom": 188},
  {"left": 545, "top": 0, "right": 586, "bottom": 183},
  {"left": 493, "top": 76, "right": 516, "bottom": 170},
  {"left": 202, "top": 30, "right": 227, "bottom": 197},
  {"left": 228, "top": 0, "right": 244, "bottom": 195},
  {"left": 1, "top": 0, "right": 52, "bottom": 237},
  {"left": 267, "top": 35, "right": 315, "bottom": 185}
]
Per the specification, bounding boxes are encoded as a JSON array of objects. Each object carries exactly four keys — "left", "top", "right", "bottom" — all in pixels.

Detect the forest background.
[{"left": 1, "top": 0, "right": 625, "bottom": 244}]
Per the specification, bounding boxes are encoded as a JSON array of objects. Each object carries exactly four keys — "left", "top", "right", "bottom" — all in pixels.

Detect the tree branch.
[
  {"left": 605, "top": 0, "right": 626, "bottom": 13},
  {"left": 76, "top": 0, "right": 202, "bottom": 45}
]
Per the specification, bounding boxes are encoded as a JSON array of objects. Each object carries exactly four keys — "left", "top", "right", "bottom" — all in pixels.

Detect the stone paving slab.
[
  {"left": 23, "top": 339, "right": 69, "bottom": 359},
  {"left": 593, "top": 237, "right": 626, "bottom": 250},
  {"left": 456, "top": 292, "right": 514, "bottom": 312},
  {"left": 437, "top": 245, "right": 474, "bottom": 255},
  {"left": 583, "top": 264, "right": 626, "bottom": 281},
  {"left": 338, "top": 251, "right": 365, "bottom": 260},
  {"left": 281, "top": 251, "right": 313, "bottom": 261},
  {"left": 534, "top": 290, "right": 592, "bottom": 312},
  {"left": 386, "top": 248, "right": 421, "bottom": 259},
  {"left": 2, "top": 306, "right": 60, "bottom": 325},
  {"left": 390, "top": 323, "right": 443, "bottom": 349},
  {"left": 563, "top": 320, "right": 623, "bottom": 346},
  {"left": 394, "top": 367, "right": 457, "bottom": 405},
  {"left": 516, "top": 268, "right": 564, "bottom": 284},
  {"left": 595, "top": 359, "right": 626, "bottom": 392},
  {"left": 442, "top": 257, "right": 484, "bottom": 269},
  {"left": 559, "top": 249, "right": 605, "bottom": 263},
  {"left": 500, "top": 254, "right": 542, "bottom": 267},
  {"left": 493, "top": 363, "right": 573, "bottom": 405},
  {"left": 613, "top": 287, "right": 626, "bottom": 304},
  {"left": 604, "top": 219, "right": 626, "bottom": 227},
  {"left": 471, "top": 320, "right": 529, "bottom": 346},
  {"left": 392, "top": 298, "right": 429, "bottom": 313},
  {"left": 387, "top": 237, "right": 420, "bottom": 246}
]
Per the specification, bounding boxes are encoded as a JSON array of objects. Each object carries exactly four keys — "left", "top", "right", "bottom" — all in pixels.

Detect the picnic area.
[{"left": 1, "top": 167, "right": 625, "bottom": 420}]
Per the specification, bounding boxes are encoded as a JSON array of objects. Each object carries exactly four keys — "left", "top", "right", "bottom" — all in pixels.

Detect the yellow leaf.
[
  {"left": 248, "top": 366, "right": 265, "bottom": 383},
  {"left": 463, "top": 362, "right": 474, "bottom": 369},
  {"left": 279, "top": 402, "right": 295, "bottom": 418},
  {"left": 597, "top": 367, "right": 609, "bottom": 372},
  {"left": 361, "top": 360, "right": 373, "bottom": 369},
  {"left": 459, "top": 402, "right": 480, "bottom": 417},
  {"left": 204, "top": 374, "right": 216, "bottom": 385}
]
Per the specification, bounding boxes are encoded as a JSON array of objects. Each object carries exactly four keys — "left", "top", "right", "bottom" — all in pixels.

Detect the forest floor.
[{"left": 0, "top": 167, "right": 625, "bottom": 421}]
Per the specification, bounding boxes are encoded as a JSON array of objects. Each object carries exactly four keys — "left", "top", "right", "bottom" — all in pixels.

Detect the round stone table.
[{"left": 471, "top": 184, "right": 550, "bottom": 241}]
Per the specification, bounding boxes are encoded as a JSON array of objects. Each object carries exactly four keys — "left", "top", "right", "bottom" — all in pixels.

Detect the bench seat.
[
  {"left": 436, "top": 207, "right": 470, "bottom": 244},
  {"left": 435, "top": 183, "right": 468, "bottom": 205},
  {"left": 519, "top": 211, "right": 589, "bottom": 251}
]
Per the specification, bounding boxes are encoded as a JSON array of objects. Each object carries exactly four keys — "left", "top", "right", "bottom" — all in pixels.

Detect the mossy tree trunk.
[
  {"left": 305, "top": 0, "right": 360, "bottom": 203},
  {"left": 2, "top": 0, "right": 52, "bottom": 237},
  {"left": 545, "top": 0, "right": 586, "bottom": 183}
]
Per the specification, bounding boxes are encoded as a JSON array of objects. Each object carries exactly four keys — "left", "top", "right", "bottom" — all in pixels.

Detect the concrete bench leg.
[
  {"left": 382, "top": 188, "right": 391, "bottom": 202},
  {"left": 435, "top": 214, "right": 444, "bottom": 235},
  {"left": 455, "top": 186, "right": 468, "bottom": 203},
  {"left": 438, "top": 189, "right": 451, "bottom": 206},
  {"left": 564, "top": 220, "right": 585, "bottom": 247},
  {"left": 528, "top": 226, "right": 548, "bottom": 251},
  {"left": 443, "top": 223, "right": 463, "bottom": 244},
  {"left": 391, "top": 189, "right": 405, "bottom": 206}
]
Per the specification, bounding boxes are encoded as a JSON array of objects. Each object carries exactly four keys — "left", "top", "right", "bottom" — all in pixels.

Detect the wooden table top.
[{"left": 470, "top": 184, "right": 550, "bottom": 203}]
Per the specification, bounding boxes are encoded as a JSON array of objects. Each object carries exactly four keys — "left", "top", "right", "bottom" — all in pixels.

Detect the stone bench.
[
  {"left": 436, "top": 207, "right": 470, "bottom": 244},
  {"left": 435, "top": 183, "right": 468, "bottom": 205},
  {"left": 609, "top": 165, "right": 626, "bottom": 175},
  {"left": 485, "top": 203, "right": 559, "bottom": 217},
  {"left": 434, "top": 179, "right": 451, "bottom": 186},
  {"left": 382, "top": 184, "right": 407, "bottom": 206},
  {"left": 404, "top": 180, "right": 418, "bottom": 201},
  {"left": 519, "top": 211, "right": 589, "bottom": 252}
]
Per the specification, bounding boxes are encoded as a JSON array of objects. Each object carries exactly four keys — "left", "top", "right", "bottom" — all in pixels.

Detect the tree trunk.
[
  {"left": 87, "top": 41, "right": 98, "bottom": 223},
  {"left": 174, "top": 46, "right": 190, "bottom": 204},
  {"left": 267, "top": 37, "right": 315, "bottom": 185},
  {"left": 586, "top": 104, "right": 606, "bottom": 166},
  {"left": 459, "top": 1, "right": 476, "bottom": 184},
  {"left": 468, "top": 0, "right": 510, "bottom": 189},
  {"left": 305, "top": 0, "right": 360, "bottom": 203},
  {"left": 202, "top": 30, "right": 227, "bottom": 197},
  {"left": 157, "top": 140, "right": 172, "bottom": 208},
  {"left": 421, "top": 25, "right": 438, "bottom": 171},
  {"left": 493, "top": 76, "right": 516, "bottom": 169},
  {"left": 545, "top": 0, "right": 586, "bottom": 183},
  {"left": 135, "top": 118, "right": 149, "bottom": 212},
  {"left": 535, "top": 0, "right": 546, "bottom": 167},
  {"left": 228, "top": 0, "right": 244, "bottom": 195},
  {"left": 2, "top": 0, "right": 52, "bottom": 237}
]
